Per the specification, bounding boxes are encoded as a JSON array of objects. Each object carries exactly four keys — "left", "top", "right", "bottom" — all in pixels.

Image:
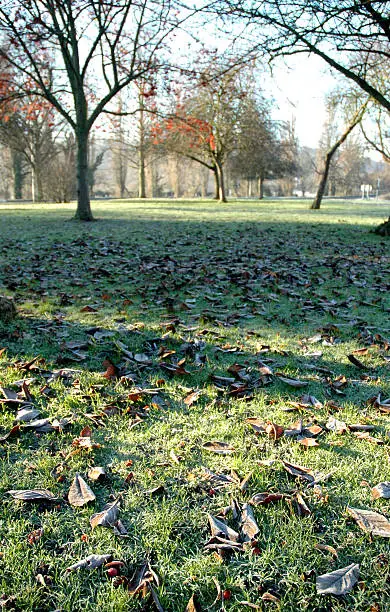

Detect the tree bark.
[
  {"left": 213, "top": 165, "right": 220, "bottom": 199},
  {"left": 258, "top": 177, "right": 264, "bottom": 200},
  {"left": 216, "top": 160, "right": 227, "bottom": 202},
  {"left": 75, "top": 130, "right": 93, "bottom": 221},
  {"left": 138, "top": 95, "right": 146, "bottom": 198},
  {"left": 311, "top": 104, "right": 367, "bottom": 210},
  {"left": 12, "top": 151, "right": 23, "bottom": 199}
]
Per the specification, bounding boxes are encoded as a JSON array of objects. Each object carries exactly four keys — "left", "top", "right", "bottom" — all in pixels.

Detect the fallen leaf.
[
  {"left": 8, "top": 489, "right": 59, "bottom": 502},
  {"left": 208, "top": 514, "right": 240, "bottom": 542},
  {"left": 90, "top": 497, "right": 120, "bottom": 529},
  {"left": 264, "top": 422, "right": 284, "bottom": 440},
  {"left": 316, "top": 563, "right": 359, "bottom": 595},
  {"left": 314, "top": 543, "right": 338, "bottom": 558},
  {"left": 275, "top": 373, "right": 308, "bottom": 387},
  {"left": 128, "top": 558, "right": 159, "bottom": 595},
  {"left": 261, "top": 592, "right": 280, "bottom": 603},
  {"left": 326, "top": 416, "right": 347, "bottom": 434},
  {"left": 281, "top": 460, "right": 315, "bottom": 483},
  {"left": 347, "top": 354, "right": 366, "bottom": 369},
  {"left": 249, "top": 492, "right": 285, "bottom": 505},
  {"left": 66, "top": 553, "right": 112, "bottom": 572},
  {"left": 240, "top": 503, "right": 259, "bottom": 541},
  {"left": 347, "top": 507, "right": 390, "bottom": 537},
  {"left": 298, "top": 437, "right": 320, "bottom": 448},
  {"left": 68, "top": 473, "right": 96, "bottom": 507},
  {"left": 0, "top": 424, "right": 20, "bottom": 443},
  {"left": 202, "top": 441, "right": 235, "bottom": 455},
  {"left": 88, "top": 466, "right": 107, "bottom": 482},
  {"left": 372, "top": 482, "right": 390, "bottom": 500},
  {"left": 185, "top": 594, "right": 202, "bottom": 612}
]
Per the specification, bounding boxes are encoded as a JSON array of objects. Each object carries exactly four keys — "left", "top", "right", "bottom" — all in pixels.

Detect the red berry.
[
  {"left": 107, "top": 567, "right": 118, "bottom": 578},
  {"left": 223, "top": 589, "right": 232, "bottom": 600},
  {"left": 208, "top": 488, "right": 216, "bottom": 496}
]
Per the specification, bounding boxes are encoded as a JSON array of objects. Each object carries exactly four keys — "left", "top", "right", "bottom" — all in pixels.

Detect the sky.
[{"left": 262, "top": 54, "right": 337, "bottom": 149}]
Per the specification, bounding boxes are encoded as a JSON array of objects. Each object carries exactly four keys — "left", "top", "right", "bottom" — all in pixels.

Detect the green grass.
[{"left": 0, "top": 198, "right": 389, "bottom": 611}]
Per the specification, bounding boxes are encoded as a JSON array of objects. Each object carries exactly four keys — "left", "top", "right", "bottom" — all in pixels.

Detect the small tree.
[{"left": 0, "top": 1, "right": 191, "bottom": 220}]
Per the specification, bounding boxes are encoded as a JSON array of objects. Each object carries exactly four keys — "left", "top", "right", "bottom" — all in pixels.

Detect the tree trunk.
[
  {"left": 12, "top": 151, "right": 23, "bottom": 199},
  {"left": 311, "top": 152, "right": 331, "bottom": 209},
  {"left": 216, "top": 161, "right": 227, "bottom": 202},
  {"left": 374, "top": 216, "right": 390, "bottom": 236},
  {"left": 31, "top": 164, "right": 36, "bottom": 203},
  {"left": 213, "top": 166, "right": 220, "bottom": 199},
  {"left": 138, "top": 95, "right": 146, "bottom": 198},
  {"left": 75, "top": 130, "right": 93, "bottom": 221},
  {"left": 311, "top": 103, "right": 366, "bottom": 210},
  {"left": 258, "top": 177, "right": 264, "bottom": 200}
]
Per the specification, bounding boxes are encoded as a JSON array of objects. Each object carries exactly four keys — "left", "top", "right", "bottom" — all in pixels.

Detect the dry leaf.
[
  {"left": 326, "top": 417, "right": 347, "bottom": 434},
  {"left": 185, "top": 594, "right": 202, "bottom": 612},
  {"left": 316, "top": 563, "right": 359, "bottom": 595},
  {"left": 347, "top": 507, "right": 390, "bottom": 537},
  {"left": 314, "top": 543, "right": 338, "bottom": 558},
  {"left": 202, "top": 441, "right": 235, "bottom": 455},
  {"left": 264, "top": 422, "right": 284, "bottom": 440},
  {"left": 282, "top": 460, "right": 315, "bottom": 483},
  {"left": 68, "top": 473, "right": 96, "bottom": 507},
  {"left": 90, "top": 497, "right": 120, "bottom": 529},
  {"left": 208, "top": 514, "right": 239, "bottom": 542},
  {"left": 372, "top": 482, "right": 390, "bottom": 500},
  {"left": 66, "top": 553, "right": 112, "bottom": 572},
  {"left": 276, "top": 374, "right": 308, "bottom": 387},
  {"left": 8, "top": 489, "right": 59, "bottom": 502},
  {"left": 88, "top": 466, "right": 107, "bottom": 482},
  {"left": 240, "top": 503, "right": 259, "bottom": 541},
  {"left": 299, "top": 437, "right": 320, "bottom": 448},
  {"left": 249, "top": 492, "right": 285, "bottom": 505}
]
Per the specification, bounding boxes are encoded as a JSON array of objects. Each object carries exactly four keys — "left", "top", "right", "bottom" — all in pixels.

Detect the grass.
[{"left": 0, "top": 197, "right": 389, "bottom": 611}]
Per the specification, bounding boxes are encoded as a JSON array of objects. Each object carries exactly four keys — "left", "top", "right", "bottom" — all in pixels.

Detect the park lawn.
[{"left": 0, "top": 198, "right": 389, "bottom": 611}]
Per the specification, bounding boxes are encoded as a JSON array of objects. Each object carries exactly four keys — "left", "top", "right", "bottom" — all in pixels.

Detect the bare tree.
[
  {"left": 214, "top": 0, "right": 390, "bottom": 231},
  {"left": 0, "top": 1, "right": 193, "bottom": 220},
  {"left": 312, "top": 95, "right": 367, "bottom": 209}
]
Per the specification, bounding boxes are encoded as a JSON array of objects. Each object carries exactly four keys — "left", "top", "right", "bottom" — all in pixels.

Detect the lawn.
[{"left": 0, "top": 198, "right": 389, "bottom": 611}]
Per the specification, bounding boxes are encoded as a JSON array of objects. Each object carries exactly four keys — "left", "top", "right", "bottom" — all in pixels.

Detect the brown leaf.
[
  {"left": 8, "top": 489, "right": 59, "bottom": 502},
  {"left": 240, "top": 503, "right": 259, "bottom": 541},
  {"left": 102, "top": 358, "right": 119, "bottom": 379},
  {"left": 128, "top": 558, "right": 159, "bottom": 596},
  {"left": 185, "top": 594, "right": 202, "bottom": 612},
  {"left": 68, "top": 473, "right": 96, "bottom": 507},
  {"left": 245, "top": 417, "right": 266, "bottom": 433},
  {"left": 275, "top": 373, "right": 308, "bottom": 387},
  {"left": 347, "top": 354, "right": 366, "bottom": 369},
  {"left": 316, "top": 563, "right": 359, "bottom": 595},
  {"left": 282, "top": 460, "right": 315, "bottom": 483},
  {"left": 27, "top": 528, "right": 44, "bottom": 545},
  {"left": 290, "top": 492, "right": 311, "bottom": 517},
  {"left": 347, "top": 507, "right": 390, "bottom": 537},
  {"left": 90, "top": 497, "right": 120, "bottom": 529},
  {"left": 314, "top": 543, "right": 338, "bottom": 558},
  {"left": 183, "top": 390, "right": 201, "bottom": 406},
  {"left": 0, "top": 424, "right": 20, "bottom": 443},
  {"left": 87, "top": 466, "right": 107, "bottom": 482},
  {"left": 202, "top": 441, "right": 235, "bottom": 455},
  {"left": 372, "top": 482, "right": 390, "bottom": 500},
  {"left": 208, "top": 514, "right": 239, "bottom": 542},
  {"left": 298, "top": 437, "right": 320, "bottom": 448},
  {"left": 249, "top": 492, "right": 285, "bottom": 506},
  {"left": 264, "top": 421, "right": 284, "bottom": 440},
  {"left": 66, "top": 553, "right": 112, "bottom": 572},
  {"left": 261, "top": 592, "right": 281, "bottom": 603}
]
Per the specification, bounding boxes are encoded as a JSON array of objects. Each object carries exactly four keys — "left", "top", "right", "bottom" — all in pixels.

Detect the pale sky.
[{"left": 263, "top": 54, "right": 337, "bottom": 149}]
